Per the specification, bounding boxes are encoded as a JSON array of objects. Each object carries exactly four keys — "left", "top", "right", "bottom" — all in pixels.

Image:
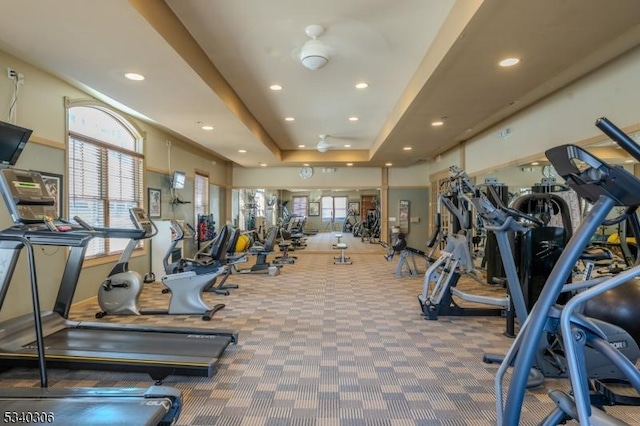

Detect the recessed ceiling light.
[
  {"left": 303, "top": 163, "right": 309, "bottom": 167},
  {"left": 285, "top": 117, "right": 295, "bottom": 121},
  {"left": 260, "top": 163, "right": 267, "bottom": 167},
  {"left": 499, "top": 57, "right": 520, "bottom": 67},
  {"left": 269, "top": 84, "right": 283, "bottom": 91},
  {"left": 124, "top": 72, "right": 145, "bottom": 81},
  {"left": 344, "top": 144, "right": 351, "bottom": 148},
  {"left": 385, "top": 162, "right": 392, "bottom": 167},
  {"left": 355, "top": 82, "right": 368, "bottom": 89},
  {"left": 625, "top": 159, "right": 634, "bottom": 163},
  {"left": 403, "top": 147, "right": 412, "bottom": 151},
  {"left": 531, "top": 161, "right": 539, "bottom": 166},
  {"left": 346, "top": 163, "right": 353, "bottom": 166},
  {"left": 349, "top": 116, "right": 359, "bottom": 121},
  {"left": 298, "top": 144, "right": 306, "bottom": 148},
  {"left": 431, "top": 120, "right": 444, "bottom": 127},
  {"left": 238, "top": 149, "right": 247, "bottom": 153},
  {"left": 201, "top": 125, "right": 214, "bottom": 131}
]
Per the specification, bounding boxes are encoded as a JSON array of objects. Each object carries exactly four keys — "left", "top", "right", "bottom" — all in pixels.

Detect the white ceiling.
[{"left": 1, "top": 0, "right": 640, "bottom": 169}]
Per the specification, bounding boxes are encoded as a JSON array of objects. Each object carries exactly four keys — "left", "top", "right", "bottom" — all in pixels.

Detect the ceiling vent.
[{"left": 300, "top": 25, "right": 329, "bottom": 70}]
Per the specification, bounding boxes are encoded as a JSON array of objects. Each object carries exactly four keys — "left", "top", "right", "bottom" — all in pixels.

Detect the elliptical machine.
[
  {"left": 498, "top": 118, "right": 640, "bottom": 425},
  {"left": 96, "top": 208, "right": 226, "bottom": 321}
]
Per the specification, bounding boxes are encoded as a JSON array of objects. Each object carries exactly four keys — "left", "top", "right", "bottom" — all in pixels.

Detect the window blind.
[
  {"left": 194, "top": 172, "right": 209, "bottom": 225},
  {"left": 69, "top": 135, "right": 143, "bottom": 257}
]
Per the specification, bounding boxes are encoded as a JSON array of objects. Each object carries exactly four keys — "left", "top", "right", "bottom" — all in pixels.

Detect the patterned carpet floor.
[{"left": 1, "top": 232, "right": 639, "bottom": 425}]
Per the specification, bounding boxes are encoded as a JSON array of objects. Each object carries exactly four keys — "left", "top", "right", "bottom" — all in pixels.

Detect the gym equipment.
[
  {"left": 163, "top": 221, "right": 246, "bottom": 295},
  {"left": 436, "top": 165, "right": 484, "bottom": 281},
  {"left": 273, "top": 238, "right": 296, "bottom": 265},
  {"left": 96, "top": 208, "right": 227, "bottom": 321},
  {"left": 0, "top": 167, "right": 237, "bottom": 383},
  {"left": 512, "top": 192, "right": 573, "bottom": 310},
  {"left": 498, "top": 117, "right": 640, "bottom": 425},
  {"left": 418, "top": 169, "right": 517, "bottom": 323},
  {"left": 236, "top": 225, "right": 281, "bottom": 273},
  {"left": 0, "top": 213, "right": 184, "bottom": 425},
  {"left": 333, "top": 241, "right": 351, "bottom": 265},
  {"left": 0, "top": 386, "right": 183, "bottom": 426},
  {"left": 204, "top": 226, "right": 246, "bottom": 294},
  {"left": 386, "top": 231, "right": 438, "bottom": 278},
  {"left": 418, "top": 230, "right": 509, "bottom": 321},
  {"left": 477, "top": 184, "right": 638, "bottom": 388},
  {"left": 481, "top": 178, "right": 509, "bottom": 284}
]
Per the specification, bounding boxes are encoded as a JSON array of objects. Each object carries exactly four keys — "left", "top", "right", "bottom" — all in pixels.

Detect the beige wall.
[
  {"left": 233, "top": 166, "right": 383, "bottom": 189},
  {"left": 462, "top": 45, "right": 640, "bottom": 176},
  {"left": 387, "top": 162, "right": 430, "bottom": 187}
]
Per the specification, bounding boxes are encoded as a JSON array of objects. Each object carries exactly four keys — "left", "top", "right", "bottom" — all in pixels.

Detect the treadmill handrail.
[{"left": 0, "top": 234, "right": 47, "bottom": 387}]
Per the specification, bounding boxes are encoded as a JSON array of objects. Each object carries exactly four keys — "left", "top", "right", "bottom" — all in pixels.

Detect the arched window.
[{"left": 68, "top": 104, "right": 144, "bottom": 258}]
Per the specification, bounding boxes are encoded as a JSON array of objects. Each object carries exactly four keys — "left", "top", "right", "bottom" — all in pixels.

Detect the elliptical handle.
[{"left": 596, "top": 117, "right": 640, "bottom": 162}]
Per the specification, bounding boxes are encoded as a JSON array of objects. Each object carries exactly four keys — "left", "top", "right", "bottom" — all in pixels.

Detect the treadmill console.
[{"left": 0, "top": 168, "right": 58, "bottom": 224}]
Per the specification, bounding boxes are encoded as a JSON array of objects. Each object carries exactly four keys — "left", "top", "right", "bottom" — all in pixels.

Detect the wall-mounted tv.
[
  {"left": 0, "top": 120, "right": 32, "bottom": 166},
  {"left": 171, "top": 171, "right": 186, "bottom": 189}
]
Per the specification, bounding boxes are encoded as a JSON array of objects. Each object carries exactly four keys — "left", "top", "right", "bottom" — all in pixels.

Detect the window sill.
[{"left": 83, "top": 249, "right": 146, "bottom": 268}]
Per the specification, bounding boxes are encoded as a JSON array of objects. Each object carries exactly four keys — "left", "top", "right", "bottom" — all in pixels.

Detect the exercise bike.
[{"left": 95, "top": 208, "right": 226, "bottom": 321}]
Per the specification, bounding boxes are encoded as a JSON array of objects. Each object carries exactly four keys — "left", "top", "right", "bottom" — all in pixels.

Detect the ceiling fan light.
[{"left": 300, "top": 39, "right": 329, "bottom": 70}]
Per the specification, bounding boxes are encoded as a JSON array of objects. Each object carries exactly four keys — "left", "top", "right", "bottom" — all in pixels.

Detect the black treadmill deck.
[{"left": 0, "top": 313, "right": 237, "bottom": 381}]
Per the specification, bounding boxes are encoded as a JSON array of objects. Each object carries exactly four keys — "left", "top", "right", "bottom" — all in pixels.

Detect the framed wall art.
[
  {"left": 308, "top": 201, "right": 320, "bottom": 216},
  {"left": 148, "top": 187, "right": 162, "bottom": 218}
]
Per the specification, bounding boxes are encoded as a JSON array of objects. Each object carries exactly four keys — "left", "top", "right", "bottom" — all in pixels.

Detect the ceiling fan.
[{"left": 316, "top": 134, "right": 331, "bottom": 153}]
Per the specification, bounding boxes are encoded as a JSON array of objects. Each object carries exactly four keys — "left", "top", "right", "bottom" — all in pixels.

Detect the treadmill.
[
  {"left": 0, "top": 166, "right": 237, "bottom": 383},
  {"left": 0, "top": 206, "right": 182, "bottom": 426}
]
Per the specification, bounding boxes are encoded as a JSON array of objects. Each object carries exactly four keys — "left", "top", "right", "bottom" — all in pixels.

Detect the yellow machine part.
[{"left": 236, "top": 234, "right": 251, "bottom": 252}]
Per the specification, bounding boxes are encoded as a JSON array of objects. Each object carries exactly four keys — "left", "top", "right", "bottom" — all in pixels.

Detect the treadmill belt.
[
  {"left": 1, "top": 397, "right": 171, "bottom": 426},
  {"left": 1, "top": 326, "right": 234, "bottom": 378},
  {"left": 42, "top": 328, "right": 229, "bottom": 358}
]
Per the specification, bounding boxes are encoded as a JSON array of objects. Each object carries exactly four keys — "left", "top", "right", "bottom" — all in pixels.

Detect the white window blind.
[
  {"left": 320, "top": 196, "right": 347, "bottom": 222},
  {"left": 334, "top": 196, "right": 348, "bottom": 221},
  {"left": 194, "top": 172, "right": 209, "bottom": 225},
  {"left": 292, "top": 196, "right": 307, "bottom": 217},
  {"left": 321, "top": 196, "right": 333, "bottom": 222},
  {"left": 68, "top": 106, "right": 143, "bottom": 258}
]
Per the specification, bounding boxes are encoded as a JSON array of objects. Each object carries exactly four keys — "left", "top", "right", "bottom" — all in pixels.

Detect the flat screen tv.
[
  {"left": 171, "top": 171, "right": 186, "bottom": 189},
  {"left": 0, "top": 120, "right": 32, "bottom": 166}
]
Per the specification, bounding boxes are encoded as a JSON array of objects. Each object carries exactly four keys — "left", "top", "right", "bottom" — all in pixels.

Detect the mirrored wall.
[{"left": 231, "top": 188, "right": 381, "bottom": 232}]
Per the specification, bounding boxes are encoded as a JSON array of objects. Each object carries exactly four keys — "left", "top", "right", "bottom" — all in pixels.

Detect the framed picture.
[
  {"left": 348, "top": 201, "right": 360, "bottom": 214},
  {"left": 308, "top": 201, "right": 320, "bottom": 216},
  {"left": 148, "top": 188, "right": 162, "bottom": 218},
  {"left": 39, "top": 171, "right": 63, "bottom": 219}
]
